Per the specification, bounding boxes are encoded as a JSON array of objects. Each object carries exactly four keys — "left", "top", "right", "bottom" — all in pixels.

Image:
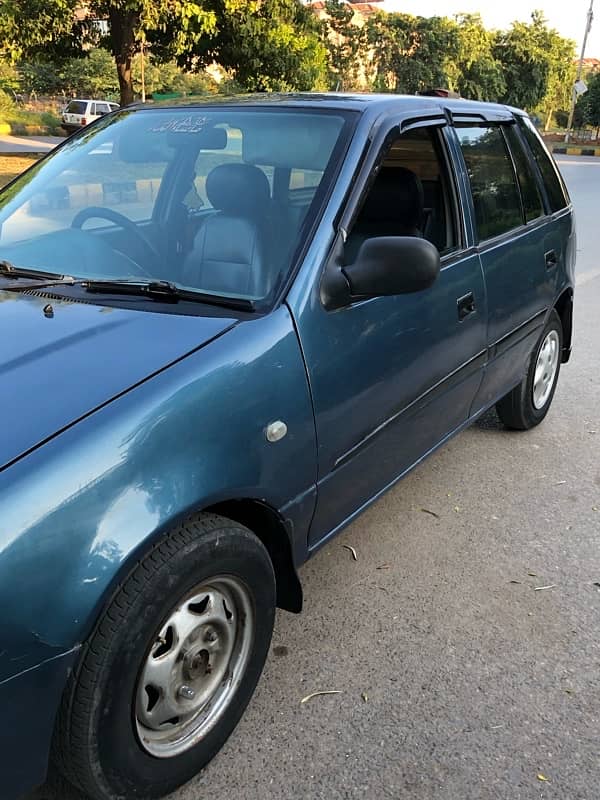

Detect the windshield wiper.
[
  {"left": 1, "top": 274, "right": 255, "bottom": 312},
  {"left": 0, "top": 260, "right": 66, "bottom": 281},
  {"left": 84, "top": 279, "right": 255, "bottom": 310}
]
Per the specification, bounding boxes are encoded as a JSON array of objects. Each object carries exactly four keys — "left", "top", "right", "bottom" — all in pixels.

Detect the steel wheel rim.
[
  {"left": 135, "top": 576, "right": 254, "bottom": 758},
  {"left": 532, "top": 330, "right": 560, "bottom": 410}
]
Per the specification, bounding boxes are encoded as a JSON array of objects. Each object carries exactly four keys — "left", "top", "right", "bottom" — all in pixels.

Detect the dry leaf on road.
[
  {"left": 342, "top": 544, "right": 358, "bottom": 561},
  {"left": 301, "top": 690, "right": 343, "bottom": 704}
]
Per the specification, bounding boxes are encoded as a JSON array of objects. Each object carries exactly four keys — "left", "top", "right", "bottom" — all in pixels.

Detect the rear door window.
[
  {"left": 516, "top": 116, "right": 569, "bottom": 212},
  {"left": 502, "top": 124, "right": 544, "bottom": 222},
  {"left": 457, "top": 125, "right": 523, "bottom": 241}
]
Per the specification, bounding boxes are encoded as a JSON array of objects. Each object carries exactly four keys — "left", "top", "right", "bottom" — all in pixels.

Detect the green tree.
[
  {"left": 493, "top": 11, "right": 573, "bottom": 113},
  {"left": 0, "top": 0, "right": 83, "bottom": 64},
  {"left": 535, "top": 28, "right": 576, "bottom": 129},
  {"left": 0, "top": 0, "right": 216, "bottom": 106},
  {"left": 18, "top": 61, "right": 63, "bottom": 95},
  {"left": 367, "top": 11, "right": 459, "bottom": 94},
  {"left": 104, "top": 1, "right": 217, "bottom": 105},
  {"left": 130, "top": 54, "right": 218, "bottom": 96},
  {"left": 165, "top": 0, "right": 328, "bottom": 92},
  {"left": 322, "top": 0, "right": 367, "bottom": 91},
  {"left": 579, "top": 71, "right": 600, "bottom": 133},
  {"left": 0, "top": 0, "right": 325, "bottom": 105},
  {"left": 453, "top": 14, "right": 505, "bottom": 101},
  {"left": 60, "top": 48, "right": 119, "bottom": 98},
  {"left": 0, "top": 59, "right": 20, "bottom": 95}
]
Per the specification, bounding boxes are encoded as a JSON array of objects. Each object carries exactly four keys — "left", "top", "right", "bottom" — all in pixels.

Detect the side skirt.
[{"left": 306, "top": 384, "right": 520, "bottom": 557}]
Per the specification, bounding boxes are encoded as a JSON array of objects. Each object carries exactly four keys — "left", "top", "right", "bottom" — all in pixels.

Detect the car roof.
[
  {"left": 127, "top": 92, "right": 526, "bottom": 120},
  {"left": 68, "top": 98, "right": 117, "bottom": 104}
]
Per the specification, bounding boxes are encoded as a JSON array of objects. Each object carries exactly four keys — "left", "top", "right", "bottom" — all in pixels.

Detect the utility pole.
[
  {"left": 140, "top": 39, "right": 146, "bottom": 103},
  {"left": 565, "top": 0, "right": 594, "bottom": 143}
]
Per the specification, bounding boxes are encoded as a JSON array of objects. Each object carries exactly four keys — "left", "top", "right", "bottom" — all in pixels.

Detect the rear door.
[
  {"left": 64, "top": 100, "right": 87, "bottom": 126},
  {"left": 451, "top": 118, "right": 565, "bottom": 413}
]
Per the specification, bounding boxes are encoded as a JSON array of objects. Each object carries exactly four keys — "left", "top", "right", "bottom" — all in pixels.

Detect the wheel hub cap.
[
  {"left": 135, "top": 577, "right": 254, "bottom": 758},
  {"left": 532, "top": 329, "right": 560, "bottom": 410}
]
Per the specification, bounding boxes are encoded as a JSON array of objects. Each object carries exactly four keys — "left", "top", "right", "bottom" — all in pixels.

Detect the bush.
[
  {"left": 0, "top": 89, "right": 14, "bottom": 112},
  {"left": 0, "top": 61, "right": 20, "bottom": 93},
  {"left": 0, "top": 92, "right": 63, "bottom": 135}
]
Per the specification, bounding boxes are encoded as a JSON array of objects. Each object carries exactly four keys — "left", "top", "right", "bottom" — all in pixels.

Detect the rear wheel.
[
  {"left": 496, "top": 310, "right": 563, "bottom": 430},
  {"left": 53, "top": 513, "right": 276, "bottom": 800}
]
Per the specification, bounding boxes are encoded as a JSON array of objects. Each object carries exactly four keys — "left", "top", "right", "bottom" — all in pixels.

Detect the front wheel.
[
  {"left": 495, "top": 310, "right": 563, "bottom": 430},
  {"left": 53, "top": 514, "right": 276, "bottom": 800}
]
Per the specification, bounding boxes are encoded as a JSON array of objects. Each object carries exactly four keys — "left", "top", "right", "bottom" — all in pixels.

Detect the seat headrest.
[
  {"left": 206, "top": 163, "right": 271, "bottom": 216},
  {"left": 360, "top": 167, "right": 424, "bottom": 231}
]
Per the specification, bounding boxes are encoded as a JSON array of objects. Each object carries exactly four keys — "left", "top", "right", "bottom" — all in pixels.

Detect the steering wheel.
[{"left": 71, "top": 207, "right": 161, "bottom": 277}]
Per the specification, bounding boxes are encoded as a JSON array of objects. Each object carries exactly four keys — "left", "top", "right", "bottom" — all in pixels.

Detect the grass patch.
[
  {"left": 0, "top": 154, "right": 39, "bottom": 188},
  {"left": 2, "top": 108, "right": 64, "bottom": 136},
  {"left": 0, "top": 93, "right": 64, "bottom": 136}
]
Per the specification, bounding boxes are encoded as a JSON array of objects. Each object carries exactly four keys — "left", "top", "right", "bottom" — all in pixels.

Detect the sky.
[{"left": 381, "top": 0, "right": 598, "bottom": 58}]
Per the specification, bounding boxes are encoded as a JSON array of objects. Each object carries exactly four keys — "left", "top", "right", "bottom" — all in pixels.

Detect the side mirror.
[
  {"left": 321, "top": 235, "right": 441, "bottom": 310},
  {"left": 346, "top": 236, "right": 440, "bottom": 297}
]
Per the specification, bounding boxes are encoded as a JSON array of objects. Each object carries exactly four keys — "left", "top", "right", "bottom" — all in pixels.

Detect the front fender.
[{"left": 0, "top": 305, "right": 317, "bottom": 681}]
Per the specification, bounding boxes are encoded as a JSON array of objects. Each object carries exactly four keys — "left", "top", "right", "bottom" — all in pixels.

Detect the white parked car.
[{"left": 61, "top": 99, "right": 119, "bottom": 134}]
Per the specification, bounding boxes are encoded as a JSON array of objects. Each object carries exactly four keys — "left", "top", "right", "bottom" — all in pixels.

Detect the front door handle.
[
  {"left": 545, "top": 250, "right": 558, "bottom": 269},
  {"left": 457, "top": 291, "right": 476, "bottom": 321}
]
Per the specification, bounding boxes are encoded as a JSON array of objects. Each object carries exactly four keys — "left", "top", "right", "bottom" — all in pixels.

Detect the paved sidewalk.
[{"left": 0, "top": 134, "right": 64, "bottom": 154}]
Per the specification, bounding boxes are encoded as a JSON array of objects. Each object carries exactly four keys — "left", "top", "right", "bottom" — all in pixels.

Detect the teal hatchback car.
[{"left": 0, "top": 94, "right": 574, "bottom": 800}]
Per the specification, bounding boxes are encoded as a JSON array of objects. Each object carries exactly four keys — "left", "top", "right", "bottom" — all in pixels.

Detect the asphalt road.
[
  {"left": 33, "top": 155, "right": 599, "bottom": 800},
  {"left": 0, "top": 134, "right": 64, "bottom": 153}
]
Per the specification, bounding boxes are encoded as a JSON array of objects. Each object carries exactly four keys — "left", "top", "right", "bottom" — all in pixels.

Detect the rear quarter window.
[
  {"left": 516, "top": 116, "right": 569, "bottom": 212},
  {"left": 503, "top": 124, "right": 544, "bottom": 223}
]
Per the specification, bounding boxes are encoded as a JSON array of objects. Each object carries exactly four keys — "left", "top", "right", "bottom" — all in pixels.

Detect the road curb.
[
  {"left": 0, "top": 151, "right": 49, "bottom": 157},
  {"left": 552, "top": 145, "right": 600, "bottom": 157}
]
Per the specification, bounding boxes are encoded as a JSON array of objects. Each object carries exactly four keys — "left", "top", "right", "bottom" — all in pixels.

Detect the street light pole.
[
  {"left": 565, "top": 0, "right": 594, "bottom": 143},
  {"left": 140, "top": 39, "right": 146, "bottom": 104}
]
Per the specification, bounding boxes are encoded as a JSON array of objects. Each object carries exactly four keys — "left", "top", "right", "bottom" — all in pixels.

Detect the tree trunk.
[
  {"left": 108, "top": 8, "right": 139, "bottom": 107},
  {"left": 115, "top": 55, "right": 134, "bottom": 106},
  {"left": 544, "top": 107, "right": 553, "bottom": 132}
]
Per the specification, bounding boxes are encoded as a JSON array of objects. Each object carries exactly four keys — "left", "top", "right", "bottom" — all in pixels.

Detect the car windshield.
[{"left": 0, "top": 106, "right": 353, "bottom": 307}]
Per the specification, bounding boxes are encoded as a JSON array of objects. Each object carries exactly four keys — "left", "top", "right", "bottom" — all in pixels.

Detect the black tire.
[
  {"left": 495, "top": 310, "right": 563, "bottom": 430},
  {"left": 53, "top": 513, "right": 276, "bottom": 800}
]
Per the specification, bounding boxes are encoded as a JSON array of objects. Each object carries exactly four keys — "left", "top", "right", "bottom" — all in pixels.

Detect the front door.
[{"left": 288, "top": 120, "right": 488, "bottom": 549}]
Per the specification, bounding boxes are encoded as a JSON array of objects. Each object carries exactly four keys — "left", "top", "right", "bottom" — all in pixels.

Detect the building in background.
[
  {"left": 578, "top": 57, "right": 600, "bottom": 75},
  {"left": 308, "top": 1, "right": 382, "bottom": 24},
  {"left": 74, "top": 4, "right": 109, "bottom": 40}
]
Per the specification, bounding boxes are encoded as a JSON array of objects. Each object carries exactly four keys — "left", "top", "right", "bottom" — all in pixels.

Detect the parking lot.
[{"left": 33, "top": 155, "right": 600, "bottom": 800}]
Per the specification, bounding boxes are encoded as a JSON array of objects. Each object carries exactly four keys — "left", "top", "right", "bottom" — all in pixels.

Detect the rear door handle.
[
  {"left": 545, "top": 250, "right": 558, "bottom": 269},
  {"left": 457, "top": 291, "right": 476, "bottom": 321}
]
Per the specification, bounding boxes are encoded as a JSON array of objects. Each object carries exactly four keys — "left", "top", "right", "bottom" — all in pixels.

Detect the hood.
[{"left": 0, "top": 291, "right": 237, "bottom": 470}]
